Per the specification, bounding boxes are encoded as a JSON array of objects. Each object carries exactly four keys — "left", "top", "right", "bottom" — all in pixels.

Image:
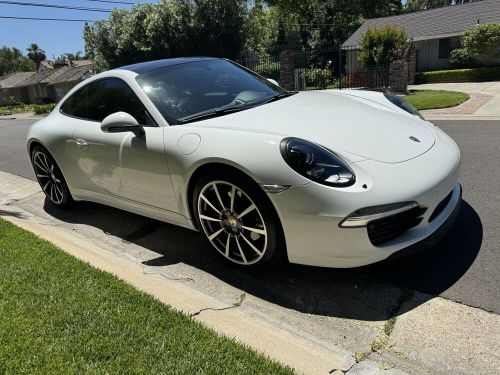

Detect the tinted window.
[
  {"left": 60, "top": 86, "right": 88, "bottom": 118},
  {"left": 61, "top": 78, "right": 154, "bottom": 125},
  {"left": 136, "top": 59, "right": 286, "bottom": 124}
]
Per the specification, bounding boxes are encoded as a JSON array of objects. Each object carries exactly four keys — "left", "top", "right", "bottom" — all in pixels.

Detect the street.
[{"left": 0, "top": 118, "right": 498, "bottom": 315}]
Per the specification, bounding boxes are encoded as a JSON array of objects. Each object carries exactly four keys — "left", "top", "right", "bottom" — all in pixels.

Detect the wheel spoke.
[
  {"left": 36, "top": 173, "right": 48, "bottom": 178},
  {"left": 208, "top": 227, "right": 224, "bottom": 241},
  {"left": 40, "top": 154, "right": 51, "bottom": 171},
  {"left": 200, "top": 193, "right": 221, "bottom": 215},
  {"left": 42, "top": 180, "right": 51, "bottom": 192},
  {"left": 34, "top": 159, "right": 48, "bottom": 173},
  {"left": 55, "top": 184, "right": 63, "bottom": 201},
  {"left": 241, "top": 226, "right": 266, "bottom": 235},
  {"left": 235, "top": 237, "right": 248, "bottom": 263},
  {"left": 199, "top": 214, "right": 222, "bottom": 222},
  {"left": 50, "top": 184, "right": 56, "bottom": 201},
  {"left": 212, "top": 183, "right": 225, "bottom": 211},
  {"left": 237, "top": 203, "right": 256, "bottom": 219},
  {"left": 225, "top": 234, "right": 231, "bottom": 257},
  {"left": 240, "top": 233, "right": 263, "bottom": 256},
  {"left": 230, "top": 185, "right": 236, "bottom": 211}
]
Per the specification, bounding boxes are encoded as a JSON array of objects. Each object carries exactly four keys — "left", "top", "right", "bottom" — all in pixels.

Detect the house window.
[{"left": 438, "top": 38, "right": 450, "bottom": 59}]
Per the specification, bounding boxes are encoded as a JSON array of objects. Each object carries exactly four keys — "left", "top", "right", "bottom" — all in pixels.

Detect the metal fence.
[
  {"left": 238, "top": 46, "right": 390, "bottom": 91},
  {"left": 237, "top": 54, "right": 280, "bottom": 82}
]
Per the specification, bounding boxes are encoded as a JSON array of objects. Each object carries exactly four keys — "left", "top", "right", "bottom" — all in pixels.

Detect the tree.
[
  {"left": 450, "top": 23, "right": 500, "bottom": 67},
  {"left": 84, "top": 0, "right": 246, "bottom": 70},
  {"left": 0, "top": 46, "right": 35, "bottom": 77},
  {"left": 405, "top": 0, "right": 450, "bottom": 12},
  {"left": 26, "top": 43, "right": 46, "bottom": 69},
  {"left": 359, "top": 25, "right": 408, "bottom": 69},
  {"left": 262, "top": 0, "right": 403, "bottom": 51},
  {"left": 190, "top": 0, "right": 247, "bottom": 58}
]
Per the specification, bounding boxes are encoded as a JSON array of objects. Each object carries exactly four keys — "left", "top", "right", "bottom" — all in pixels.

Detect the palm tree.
[{"left": 26, "top": 43, "right": 46, "bottom": 70}]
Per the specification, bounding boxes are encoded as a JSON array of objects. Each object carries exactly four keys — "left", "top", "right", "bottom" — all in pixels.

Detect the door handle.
[{"left": 75, "top": 138, "right": 89, "bottom": 151}]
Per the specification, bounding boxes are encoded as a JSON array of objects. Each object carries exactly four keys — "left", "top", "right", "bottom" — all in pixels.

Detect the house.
[
  {"left": 0, "top": 60, "right": 94, "bottom": 105},
  {"left": 343, "top": 0, "right": 500, "bottom": 72}
]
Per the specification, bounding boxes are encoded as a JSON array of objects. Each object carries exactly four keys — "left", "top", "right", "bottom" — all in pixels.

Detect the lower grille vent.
[{"left": 368, "top": 206, "right": 427, "bottom": 246}]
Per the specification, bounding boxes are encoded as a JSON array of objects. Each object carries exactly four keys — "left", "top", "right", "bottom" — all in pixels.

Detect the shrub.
[
  {"left": 462, "top": 23, "right": 500, "bottom": 59},
  {"left": 359, "top": 26, "right": 408, "bottom": 69},
  {"left": 303, "top": 68, "right": 336, "bottom": 89},
  {"left": 416, "top": 66, "right": 500, "bottom": 83},
  {"left": 32, "top": 103, "right": 56, "bottom": 115},
  {"left": 449, "top": 48, "right": 478, "bottom": 68}
]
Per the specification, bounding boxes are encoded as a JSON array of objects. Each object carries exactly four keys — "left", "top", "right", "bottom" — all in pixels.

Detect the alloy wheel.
[
  {"left": 197, "top": 181, "right": 268, "bottom": 265},
  {"left": 32, "top": 151, "right": 65, "bottom": 205}
]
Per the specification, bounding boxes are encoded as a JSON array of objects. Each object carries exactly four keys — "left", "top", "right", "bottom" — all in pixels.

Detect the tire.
[
  {"left": 31, "top": 145, "right": 73, "bottom": 207},
  {"left": 193, "top": 171, "right": 285, "bottom": 268}
]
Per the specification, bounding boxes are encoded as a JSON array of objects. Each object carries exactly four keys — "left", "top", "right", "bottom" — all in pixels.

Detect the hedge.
[
  {"left": 416, "top": 66, "right": 500, "bottom": 84},
  {"left": 32, "top": 103, "right": 56, "bottom": 115}
]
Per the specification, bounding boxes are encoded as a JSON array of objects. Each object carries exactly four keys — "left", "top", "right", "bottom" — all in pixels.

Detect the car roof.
[{"left": 116, "top": 57, "right": 218, "bottom": 74}]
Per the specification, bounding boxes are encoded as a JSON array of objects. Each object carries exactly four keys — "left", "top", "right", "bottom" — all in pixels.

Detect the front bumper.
[
  {"left": 386, "top": 184, "right": 461, "bottom": 261},
  {"left": 267, "top": 126, "right": 461, "bottom": 268}
]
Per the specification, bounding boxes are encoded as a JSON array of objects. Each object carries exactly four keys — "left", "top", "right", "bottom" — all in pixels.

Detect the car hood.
[{"left": 194, "top": 90, "right": 436, "bottom": 163}]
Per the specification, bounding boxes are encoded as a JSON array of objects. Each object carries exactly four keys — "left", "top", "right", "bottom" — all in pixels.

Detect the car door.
[{"left": 72, "top": 78, "right": 176, "bottom": 211}]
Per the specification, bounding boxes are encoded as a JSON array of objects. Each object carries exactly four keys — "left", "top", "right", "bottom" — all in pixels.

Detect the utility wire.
[
  {"left": 0, "top": 15, "right": 95, "bottom": 21},
  {"left": 0, "top": 0, "right": 113, "bottom": 12}
]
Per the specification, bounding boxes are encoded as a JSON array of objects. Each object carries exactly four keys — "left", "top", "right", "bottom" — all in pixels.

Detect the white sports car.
[{"left": 27, "top": 57, "right": 461, "bottom": 268}]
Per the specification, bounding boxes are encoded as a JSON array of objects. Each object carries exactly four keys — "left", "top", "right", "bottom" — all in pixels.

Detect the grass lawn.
[
  {"left": 0, "top": 218, "right": 294, "bottom": 375},
  {"left": 402, "top": 90, "right": 470, "bottom": 111}
]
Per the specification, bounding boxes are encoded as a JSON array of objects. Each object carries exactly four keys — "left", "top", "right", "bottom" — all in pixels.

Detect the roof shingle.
[
  {"left": 0, "top": 72, "right": 36, "bottom": 89},
  {"left": 344, "top": 0, "right": 500, "bottom": 47}
]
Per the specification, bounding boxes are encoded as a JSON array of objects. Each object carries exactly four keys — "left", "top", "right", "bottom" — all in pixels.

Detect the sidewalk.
[
  {"left": 1, "top": 170, "right": 499, "bottom": 374},
  {"left": 409, "top": 81, "right": 500, "bottom": 119}
]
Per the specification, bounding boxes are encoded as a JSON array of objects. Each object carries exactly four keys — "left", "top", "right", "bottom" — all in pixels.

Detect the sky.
[{"left": 0, "top": 0, "right": 159, "bottom": 58}]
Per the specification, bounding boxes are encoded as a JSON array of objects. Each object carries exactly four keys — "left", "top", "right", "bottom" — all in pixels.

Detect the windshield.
[{"left": 136, "top": 59, "right": 287, "bottom": 124}]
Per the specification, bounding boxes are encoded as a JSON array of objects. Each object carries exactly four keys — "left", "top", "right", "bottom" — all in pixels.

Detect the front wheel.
[
  {"left": 31, "top": 146, "right": 73, "bottom": 207},
  {"left": 193, "top": 173, "right": 285, "bottom": 268}
]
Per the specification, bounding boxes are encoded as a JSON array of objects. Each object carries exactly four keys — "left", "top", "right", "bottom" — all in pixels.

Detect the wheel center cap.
[{"left": 227, "top": 216, "right": 238, "bottom": 228}]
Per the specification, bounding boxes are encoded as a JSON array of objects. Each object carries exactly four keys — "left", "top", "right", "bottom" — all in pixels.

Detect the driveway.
[{"left": 409, "top": 81, "right": 500, "bottom": 117}]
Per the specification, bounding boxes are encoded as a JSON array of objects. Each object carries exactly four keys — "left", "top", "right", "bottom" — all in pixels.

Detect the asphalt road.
[{"left": 0, "top": 118, "right": 498, "bottom": 314}]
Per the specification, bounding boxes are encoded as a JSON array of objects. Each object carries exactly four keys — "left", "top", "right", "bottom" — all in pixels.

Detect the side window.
[
  {"left": 60, "top": 86, "right": 88, "bottom": 118},
  {"left": 61, "top": 78, "right": 155, "bottom": 126},
  {"left": 86, "top": 78, "right": 154, "bottom": 125}
]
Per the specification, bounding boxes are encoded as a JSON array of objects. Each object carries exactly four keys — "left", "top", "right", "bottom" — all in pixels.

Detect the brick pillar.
[
  {"left": 407, "top": 46, "right": 417, "bottom": 85},
  {"left": 279, "top": 50, "right": 295, "bottom": 91},
  {"left": 389, "top": 59, "right": 408, "bottom": 94}
]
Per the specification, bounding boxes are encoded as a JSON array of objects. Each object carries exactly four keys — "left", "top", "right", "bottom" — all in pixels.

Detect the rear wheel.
[
  {"left": 31, "top": 146, "right": 73, "bottom": 207},
  {"left": 193, "top": 172, "right": 285, "bottom": 268}
]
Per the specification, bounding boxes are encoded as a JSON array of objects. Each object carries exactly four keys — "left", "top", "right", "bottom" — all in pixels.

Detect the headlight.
[
  {"left": 280, "top": 137, "right": 355, "bottom": 187},
  {"left": 384, "top": 92, "right": 424, "bottom": 120}
]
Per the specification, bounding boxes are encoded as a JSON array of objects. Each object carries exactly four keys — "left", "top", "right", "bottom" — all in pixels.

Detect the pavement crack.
[
  {"left": 190, "top": 292, "right": 246, "bottom": 318},
  {"left": 141, "top": 268, "right": 195, "bottom": 283}
]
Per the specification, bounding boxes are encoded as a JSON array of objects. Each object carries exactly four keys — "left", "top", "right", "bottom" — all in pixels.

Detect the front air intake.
[{"left": 367, "top": 206, "right": 427, "bottom": 246}]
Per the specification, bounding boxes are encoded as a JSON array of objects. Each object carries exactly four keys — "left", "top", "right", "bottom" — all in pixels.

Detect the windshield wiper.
[
  {"left": 261, "top": 91, "right": 298, "bottom": 104},
  {"left": 179, "top": 103, "right": 260, "bottom": 124}
]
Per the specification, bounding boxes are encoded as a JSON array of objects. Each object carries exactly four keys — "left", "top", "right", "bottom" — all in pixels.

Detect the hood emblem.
[{"left": 409, "top": 136, "right": 420, "bottom": 143}]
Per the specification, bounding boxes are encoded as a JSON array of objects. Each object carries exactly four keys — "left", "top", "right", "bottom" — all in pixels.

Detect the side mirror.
[
  {"left": 267, "top": 78, "right": 280, "bottom": 86},
  {"left": 101, "top": 112, "right": 144, "bottom": 137}
]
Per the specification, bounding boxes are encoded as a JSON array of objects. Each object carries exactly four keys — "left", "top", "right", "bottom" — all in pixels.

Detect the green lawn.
[
  {"left": 402, "top": 90, "right": 470, "bottom": 110},
  {"left": 0, "top": 218, "right": 294, "bottom": 375}
]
